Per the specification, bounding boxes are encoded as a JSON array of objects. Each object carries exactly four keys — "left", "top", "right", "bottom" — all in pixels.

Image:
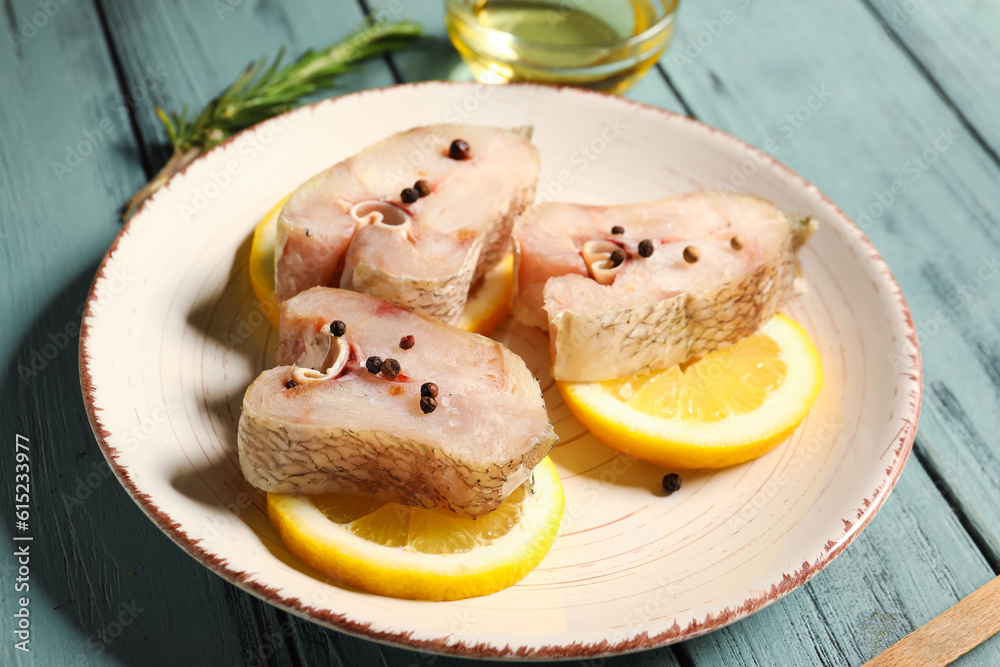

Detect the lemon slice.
[
  {"left": 248, "top": 198, "right": 288, "bottom": 330},
  {"left": 267, "top": 457, "right": 564, "bottom": 601},
  {"left": 559, "top": 315, "right": 824, "bottom": 468},
  {"left": 457, "top": 253, "right": 514, "bottom": 335},
  {"left": 249, "top": 198, "right": 514, "bottom": 335}
]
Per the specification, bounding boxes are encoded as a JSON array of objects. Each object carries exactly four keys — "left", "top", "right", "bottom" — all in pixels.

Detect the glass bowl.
[{"left": 445, "top": 0, "right": 679, "bottom": 94}]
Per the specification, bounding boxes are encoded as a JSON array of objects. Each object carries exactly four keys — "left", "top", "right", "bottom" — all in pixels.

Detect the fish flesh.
[
  {"left": 274, "top": 125, "right": 539, "bottom": 324},
  {"left": 512, "top": 190, "right": 817, "bottom": 382},
  {"left": 238, "top": 287, "right": 557, "bottom": 517}
]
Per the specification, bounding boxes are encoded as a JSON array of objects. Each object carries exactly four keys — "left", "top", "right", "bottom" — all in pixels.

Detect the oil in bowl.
[{"left": 445, "top": 0, "right": 679, "bottom": 94}]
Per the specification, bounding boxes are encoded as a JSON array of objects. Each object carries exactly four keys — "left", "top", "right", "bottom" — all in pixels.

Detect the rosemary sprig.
[{"left": 123, "top": 19, "right": 423, "bottom": 219}]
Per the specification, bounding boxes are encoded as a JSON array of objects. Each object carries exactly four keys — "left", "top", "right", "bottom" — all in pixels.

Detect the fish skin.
[
  {"left": 274, "top": 125, "right": 539, "bottom": 325},
  {"left": 512, "top": 190, "right": 817, "bottom": 382},
  {"left": 239, "top": 288, "right": 557, "bottom": 517}
]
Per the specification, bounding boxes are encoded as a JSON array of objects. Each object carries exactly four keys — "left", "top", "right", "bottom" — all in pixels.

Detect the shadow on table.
[
  {"left": 0, "top": 264, "right": 297, "bottom": 667},
  {"left": 2, "top": 262, "right": 694, "bottom": 667}
]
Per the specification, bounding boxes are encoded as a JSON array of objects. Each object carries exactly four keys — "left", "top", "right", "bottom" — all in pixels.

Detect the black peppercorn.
[
  {"left": 365, "top": 356, "right": 383, "bottom": 374},
  {"left": 449, "top": 139, "right": 470, "bottom": 160},
  {"left": 609, "top": 248, "right": 626, "bottom": 267},
  {"left": 611, "top": 225, "right": 624, "bottom": 235},
  {"left": 414, "top": 179, "right": 431, "bottom": 197},
  {"left": 662, "top": 473, "right": 682, "bottom": 495},
  {"left": 330, "top": 320, "right": 346, "bottom": 337},
  {"left": 420, "top": 382, "right": 439, "bottom": 399},
  {"left": 284, "top": 380, "right": 297, "bottom": 389},
  {"left": 401, "top": 187, "right": 419, "bottom": 204},
  {"left": 638, "top": 239, "right": 654, "bottom": 258},
  {"left": 381, "top": 358, "right": 401, "bottom": 379},
  {"left": 420, "top": 395, "right": 438, "bottom": 414}
]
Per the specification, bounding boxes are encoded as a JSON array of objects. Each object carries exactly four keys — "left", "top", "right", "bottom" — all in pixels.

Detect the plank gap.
[
  {"left": 3, "top": 0, "right": 19, "bottom": 56},
  {"left": 855, "top": 0, "right": 1000, "bottom": 173},
  {"left": 912, "top": 436, "right": 1000, "bottom": 574},
  {"left": 804, "top": 584, "right": 851, "bottom": 665},
  {"left": 355, "top": 0, "right": 405, "bottom": 84},
  {"left": 655, "top": 62, "right": 697, "bottom": 118},
  {"left": 274, "top": 609, "right": 308, "bottom": 667},
  {"left": 672, "top": 641, "right": 698, "bottom": 667},
  {"left": 91, "top": 0, "right": 155, "bottom": 182}
]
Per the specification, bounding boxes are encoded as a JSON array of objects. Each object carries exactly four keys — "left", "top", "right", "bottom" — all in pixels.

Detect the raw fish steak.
[
  {"left": 512, "top": 190, "right": 817, "bottom": 382},
  {"left": 274, "top": 125, "right": 539, "bottom": 324},
  {"left": 238, "top": 288, "right": 557, "bottom": 517}
]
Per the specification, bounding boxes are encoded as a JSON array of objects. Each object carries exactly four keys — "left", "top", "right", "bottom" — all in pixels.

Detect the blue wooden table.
[{"left": 3, "top": 1, "right": 1000, "bottom": 665}]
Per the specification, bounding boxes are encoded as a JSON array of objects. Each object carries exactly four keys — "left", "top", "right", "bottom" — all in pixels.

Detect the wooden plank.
[
  {"left": 90, "top": 1, "right": 405, "bottom": 665},
  {"left": 863, "top": 0, "right": 1000, "bottom": 161},
  {"left": 354, "top": 2, "right": 1000, "bottom": 665},
  {"left": 660, "top": 0, "right": 1000, "bottom": 563},
  {"left": 202, "top": 1, "right": 1000, "bottom": 664},
  {"left": 84, "top": 1, "right": 1000, "bottom": 666},
  {"left": 651, "top": 0, "right": 1000, "bottom": 662},
  {"left": 683, "top": 457, "right": 1000, "bottom": 666},
  {"left": 0, "top": 1, "right": 292, "bottom": 665},
  {"left": 96, "top": 0, "right": 396, "bottom": 166},
  {"left": 267, "top": 2, "right": 687, "bottom": 664},
  {"left": 864, "top": 575, "right": 1000, "bottom": 667}
]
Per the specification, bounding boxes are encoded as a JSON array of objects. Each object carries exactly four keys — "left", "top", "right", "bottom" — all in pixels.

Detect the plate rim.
[{"left": 79, "top": 80, "right": 923, "bottom": 659}]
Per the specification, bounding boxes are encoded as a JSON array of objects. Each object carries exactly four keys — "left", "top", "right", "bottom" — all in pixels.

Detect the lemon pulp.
[{"left": 559, "top": 315, "right": 824, "bottom": 468}]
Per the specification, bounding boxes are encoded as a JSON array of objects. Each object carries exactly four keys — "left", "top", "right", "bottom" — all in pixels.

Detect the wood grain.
[
  {"left": 0, "top": 0, "right": 294, "bottom": 665},
  {"left": 863, "top": 0, "right": 1000, "bottom": 162},
  {"left": 652, "top": 1, "right": 1000, "bottom": 661},
  {"left": 683, "top": 459, "right": 1000, "bottom": 666},
  {"left": 2, "top": 0, "right": 999, "bottom": 664},
  {"left": 864, "top": 575, "right": 1000, "bottom": 667},
  {"left": 95, "top": 0, "right": 395, "bottom": 166}
]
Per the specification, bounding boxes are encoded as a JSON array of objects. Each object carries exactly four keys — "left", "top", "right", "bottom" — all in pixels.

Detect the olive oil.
[{"left": 446, "top": 0, "right": 678, "bottom": 94}]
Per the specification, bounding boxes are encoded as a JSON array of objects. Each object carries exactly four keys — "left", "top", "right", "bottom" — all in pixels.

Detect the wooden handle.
[{"left": 864, "top": 575, "right": 1000, "bottom": 667}]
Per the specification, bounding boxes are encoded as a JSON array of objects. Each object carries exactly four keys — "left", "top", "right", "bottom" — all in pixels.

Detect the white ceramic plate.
[{"left": 81, "top": 82, "right": 921, "bottom": 659}]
